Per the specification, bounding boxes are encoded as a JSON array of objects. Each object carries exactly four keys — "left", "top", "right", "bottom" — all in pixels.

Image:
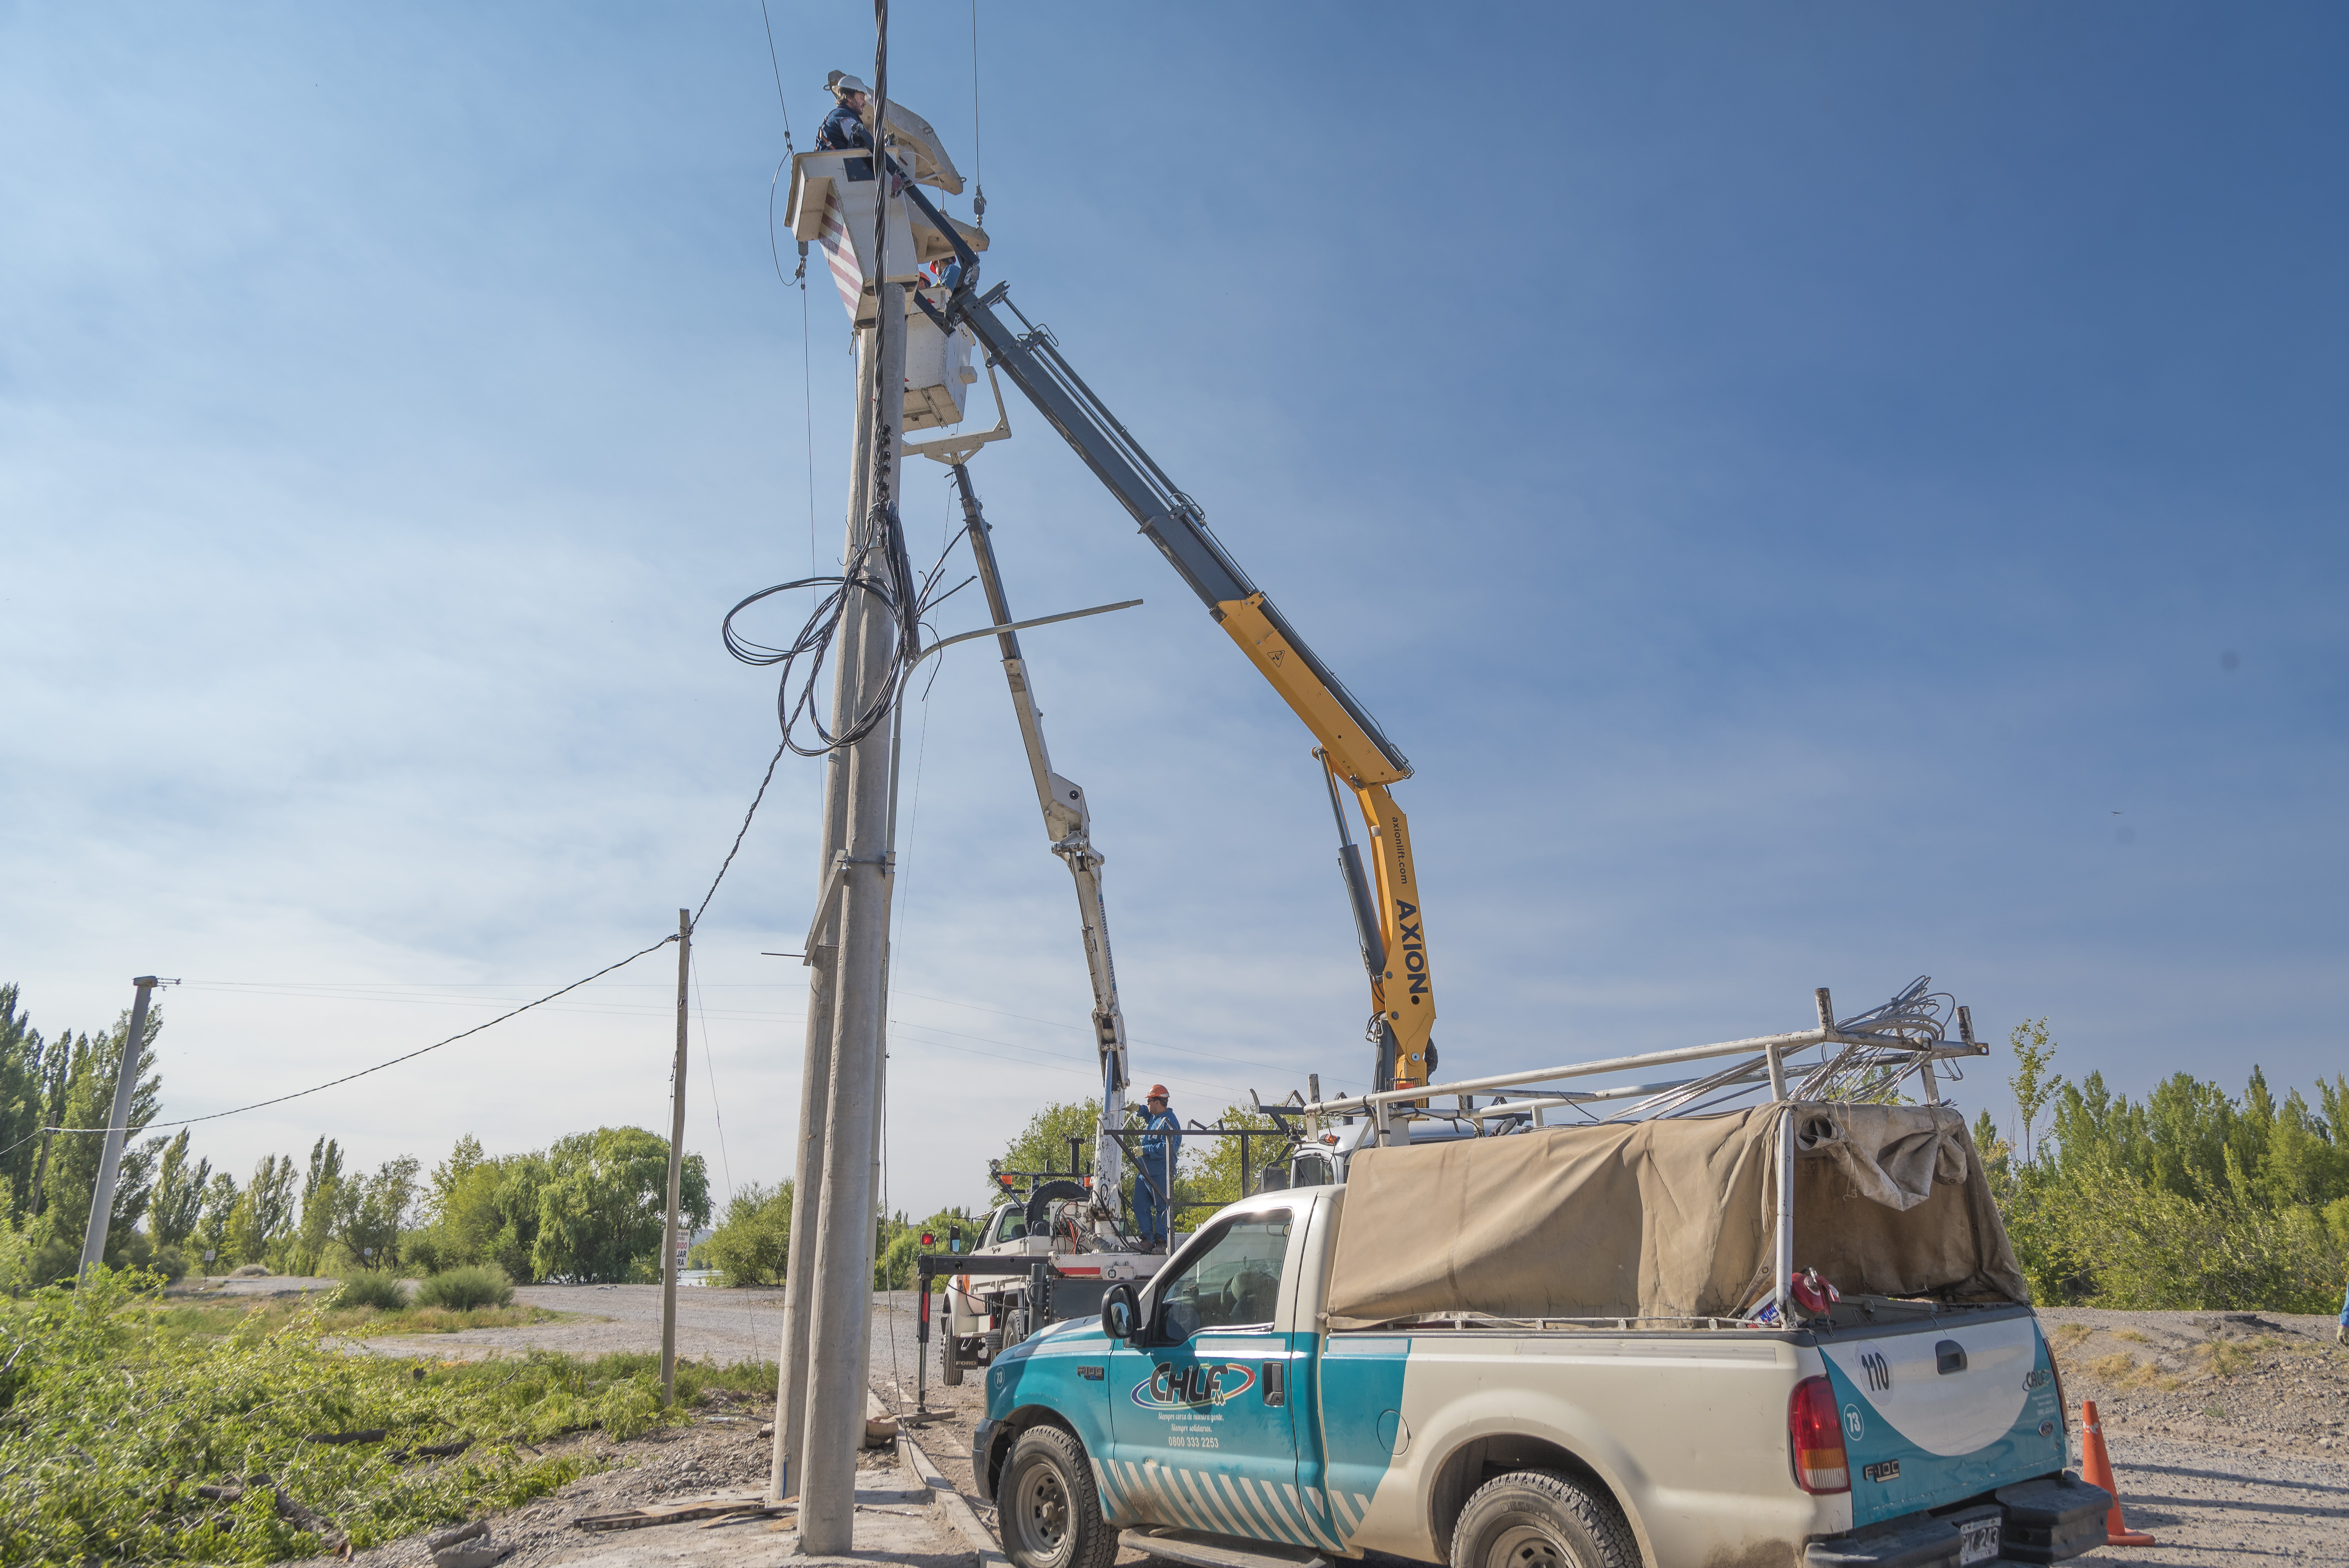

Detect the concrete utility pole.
[
  {"left": 661, "top": 909, "right": 692, "bottom": 1406},
  {"left": 788, "top": 30, "right": 909, "bottom": 1550},
  {"left": 772, "top": 304, "right": 879, "bottom": 1506},
  {"left": 795, "top": 283, "right": 907, "bottom": 1560},
  {"left": 79, "top": 975, "right": 158, "bottom": 1280}
]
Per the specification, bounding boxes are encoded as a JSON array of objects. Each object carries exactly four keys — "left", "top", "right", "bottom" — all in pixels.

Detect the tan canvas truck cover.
[{"left": 1323, "top": 1102, "right": 2027, "bottom": 1328}]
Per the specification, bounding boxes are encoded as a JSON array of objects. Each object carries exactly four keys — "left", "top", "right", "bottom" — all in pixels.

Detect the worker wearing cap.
[
  {"left": 817, "top": 72, "right": 877, "bottom": 176},
  {"left": 1133, "top": 1087, "right": 1182, "bottom": 1253}
]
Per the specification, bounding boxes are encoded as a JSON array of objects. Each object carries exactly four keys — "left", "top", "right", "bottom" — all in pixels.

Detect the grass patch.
[
  {"left": 430, "top": 1350, "right": 780, "bottom": 1409},
  {"left": 2051, "top": 1322, "right": 2094, "bottom": 1349},
  {"left": 0, "top": 1268, "right": 642, "bottom": 1566},
  {"left": 142, "top": 1296, "right": 572, "bottom": 1344},
  {"left": 2085, "top": 1351, "right": 2178, "bottom": 1392},
  {"left": 2114, "top": 1328, "right": 2150, "bottom": 1344},
  {"left": 2193, "top": 1339, "right": 2254, "bottom": 1377}
]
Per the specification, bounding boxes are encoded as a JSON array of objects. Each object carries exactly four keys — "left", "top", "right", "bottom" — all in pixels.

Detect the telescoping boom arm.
[
  {"left": 914, "top": 262, "right": 1436, "bottom": 1092},
  {"left": 947, "top": 463, "right": 1139, "bottom": 1221}
]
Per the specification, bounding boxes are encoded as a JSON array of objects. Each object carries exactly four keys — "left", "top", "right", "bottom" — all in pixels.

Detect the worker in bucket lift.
[
  {"left": 817, "top": 72, "right": 876, "bottom": 177},
  {"left": 1133, "top": 1087, "right": 1182, "bottom": 1253}
]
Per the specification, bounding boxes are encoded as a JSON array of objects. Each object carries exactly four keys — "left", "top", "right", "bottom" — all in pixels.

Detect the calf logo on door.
[{"left": 1132, "top": 1362, "right": 1257, "bottom": 1409}]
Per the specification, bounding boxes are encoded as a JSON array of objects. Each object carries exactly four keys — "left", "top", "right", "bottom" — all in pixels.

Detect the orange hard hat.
[{"left": 1146, "top": 1085, "right": 1169, "bottom": 1099}]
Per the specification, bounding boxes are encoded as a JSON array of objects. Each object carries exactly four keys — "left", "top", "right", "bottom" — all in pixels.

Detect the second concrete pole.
[{"left": 794, "top": 278, "right": 907, "bottom": 1556}]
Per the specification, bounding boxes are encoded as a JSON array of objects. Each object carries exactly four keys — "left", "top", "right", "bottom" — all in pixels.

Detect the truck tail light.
[{"left": 1788, "top": 1375, "right": 1849, "bottom": 1494}]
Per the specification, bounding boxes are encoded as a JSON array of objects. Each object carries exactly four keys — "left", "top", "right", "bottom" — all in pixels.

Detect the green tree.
[
  {"left": 2007, "top": 1018, "right": 2063, "bottom": 1166},
  {"left": 287, "top": 1137, "right": 346, "bottom": 1274},
  {"left": 529, "top": 1127, "right": 708, "bottom": 1284},
  {"left": 148, "top": 1131, "right": 209, "bottom": 1248},
  {"left": 336, "top": 1155, "right": 421, "bottom": 1269},
  {"left": 990, "top": 1099, "right": 1103, "bottom": 1208},
  {"left": 0, "top": 986, "right": 73, "bottom": 1226},
  {"left": 1180, "top": 1104, "right": 1278, "bottom": 1212},
  {"left": 704, "top": 1181, "right": 792, "bottom": 1286},
  {"left": 428, "top": 1134, "right": 486, "bottom": 1215},
  {"left": 194, "top": 1171, "right": 238, "bottom": 1265},
  {"left": 225, "top": 1154, "right": 298, "bottom": 1265}
]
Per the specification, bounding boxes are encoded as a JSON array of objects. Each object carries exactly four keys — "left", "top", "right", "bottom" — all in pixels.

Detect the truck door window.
[
  {"left": 993, "top": 1208, "right": 1027, "bottom": 1244},
  {"left": 1156, "top": 1210, "right": 1292, "bottom": 1342}
]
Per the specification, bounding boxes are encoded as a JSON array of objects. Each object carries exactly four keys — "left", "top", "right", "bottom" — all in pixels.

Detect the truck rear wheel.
[
  {"left": 997, "top": 1425, "right": 1114, "bottom": 1568},
  {"left": 941, "top": 1333, "right": 964, "bottom": 1386},
  {"left": 1450, "top": 1470, "right": 1636, "bottom": 1568}
]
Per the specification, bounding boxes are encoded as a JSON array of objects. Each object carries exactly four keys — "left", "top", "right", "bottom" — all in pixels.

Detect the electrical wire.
[
  {"left": 969, "top": 0, "right": 985, "bottom": 226},
  {"left": 720, "top": 532, "right": 974, "bottom": 757},
  {"left": 29, "top": 937, "right": 679, "bottom": 1137},
  {"left": 694, "top": 738, "right": 788, "bottom": 925},
  {"left": 690, "top": 946, "right": 734, "bottom": 1202}
]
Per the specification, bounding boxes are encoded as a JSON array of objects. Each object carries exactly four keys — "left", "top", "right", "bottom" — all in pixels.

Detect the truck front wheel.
[
  {"left": 997, "top": 1425, "right": 1114, "bottom": 1568},
  {"left": 941, "top": 1333, "right": 964, "bottom": 1386},
  {"left": 1450, "top": 1470, "right": 1636, "bottom": 1568}
]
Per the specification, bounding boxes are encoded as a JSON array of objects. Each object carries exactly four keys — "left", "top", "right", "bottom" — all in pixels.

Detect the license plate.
[{"left": 1958, "top": 1516, "right": 2002, "bottom": 1566}]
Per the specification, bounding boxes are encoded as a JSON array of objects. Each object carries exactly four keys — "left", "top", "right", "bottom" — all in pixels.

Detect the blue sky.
[{"left": 4, "top": 3, "right": 2343, "bottom": 1221}]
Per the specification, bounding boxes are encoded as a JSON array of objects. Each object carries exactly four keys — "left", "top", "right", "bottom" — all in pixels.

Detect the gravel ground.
[
  {"left": 342, "top": 1284, "right": 789, "bottom": 1365},
  {"left": 294, "top": 1395, "right": 962, "bottom": 1568},
  {"left": 2035, "top": 1306, "right": 2347, "bottom": 1456}
]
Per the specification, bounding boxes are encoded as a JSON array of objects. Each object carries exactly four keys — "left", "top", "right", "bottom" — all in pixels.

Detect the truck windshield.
[{"left": 1158, "top": 1210, "right": 1291, "bottom": 1341}]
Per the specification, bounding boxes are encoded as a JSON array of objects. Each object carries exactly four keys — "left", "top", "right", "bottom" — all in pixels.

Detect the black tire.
[
  {"left": 1001, "top": 1307, "right": 1030, "bottom": 1351},
  {"left": 1449, "top": 1470, "right": 1636, "bottom": 1568},
  {"left": 996, "top": 1425, "right": 1114, "bottom": 1568},
  {"left": 941, "top": 1332, "right": 964, "bottom": 1387}
]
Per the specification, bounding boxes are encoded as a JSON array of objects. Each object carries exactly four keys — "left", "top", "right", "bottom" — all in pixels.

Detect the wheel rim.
[
  {"left": 1013, "top": 1461, "right": 1073, "bottom": 1567},
  {"left": 1484, "top": 1520, "right": 1577, "bottom": 1568}
]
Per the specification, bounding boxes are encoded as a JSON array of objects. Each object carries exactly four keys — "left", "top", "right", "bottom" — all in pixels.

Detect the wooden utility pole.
[
  {"left": 661, "top": 909, "right": 692, "bottom": 1405},
  {"left": 79, "top": 975, "right": 158, "bottom": 1280}
]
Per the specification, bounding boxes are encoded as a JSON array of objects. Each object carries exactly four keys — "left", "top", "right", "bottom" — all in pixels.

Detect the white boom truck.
[{"left": 971, "top": 992, "right": 2116, "bottom": 1568}]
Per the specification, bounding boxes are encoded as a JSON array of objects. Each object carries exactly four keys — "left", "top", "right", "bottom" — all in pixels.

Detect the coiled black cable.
[{"left": 722, "top": 494, "right": 971, "bottom": 757}]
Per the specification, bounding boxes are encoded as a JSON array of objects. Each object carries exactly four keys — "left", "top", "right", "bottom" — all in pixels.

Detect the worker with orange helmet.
[{"left": 1133, "top": 1086, "right": 1181, "bottom": 1253}]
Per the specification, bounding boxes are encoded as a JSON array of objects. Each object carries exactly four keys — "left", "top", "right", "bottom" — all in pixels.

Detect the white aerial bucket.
[
  {"left": 904, "top": 301, "right": 976, "bottom": 431},
  {"left": 786, "top": 142, "right": 988, "bottom": 330}
]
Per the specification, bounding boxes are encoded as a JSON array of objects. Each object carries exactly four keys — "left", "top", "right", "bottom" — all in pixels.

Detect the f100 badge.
[{"left": 1134, "top": 1362, "right": 1257, "bottom": 1409}]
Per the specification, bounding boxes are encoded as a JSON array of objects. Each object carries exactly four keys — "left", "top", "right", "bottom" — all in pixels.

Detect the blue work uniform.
[
  {"left": 1132, "top": 1107, "right": 1182, "bottom": 1244},
  {"left": 816, "top": 100, "right": 877, "bottom": 179}
]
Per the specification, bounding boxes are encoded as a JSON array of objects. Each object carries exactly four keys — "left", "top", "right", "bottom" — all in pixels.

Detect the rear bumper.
[{"left": 1804, "top": 1473, "right": 2112, "bottom": 1568}]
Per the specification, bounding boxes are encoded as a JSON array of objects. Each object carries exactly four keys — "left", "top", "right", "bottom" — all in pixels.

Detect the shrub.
[
  {"left": 336, "top": 1271, "right": 409, "bottom": 1311},
  {"left": 415, "top": 1263, "right": 514, "bottom": 1311}
]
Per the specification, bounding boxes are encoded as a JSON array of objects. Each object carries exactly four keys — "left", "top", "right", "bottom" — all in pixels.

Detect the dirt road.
[{"left": 344, "top": 1283, "right": 788, "bottom": 1365}]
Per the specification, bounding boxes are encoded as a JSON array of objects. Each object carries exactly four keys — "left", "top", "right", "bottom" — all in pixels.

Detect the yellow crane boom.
[{"left": 918, "top": 263, "right": 1437, "bottom": 1092}]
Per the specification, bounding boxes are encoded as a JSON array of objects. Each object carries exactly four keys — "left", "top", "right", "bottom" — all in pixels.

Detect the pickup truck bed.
[{"left": 975, "top": 1185, "right": 2109, "bottom": 1568}]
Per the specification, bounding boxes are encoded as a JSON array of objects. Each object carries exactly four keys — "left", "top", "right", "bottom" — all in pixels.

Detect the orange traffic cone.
[{"left": 2079, "top": 1400, "right": 2157, "bottom": 1547}]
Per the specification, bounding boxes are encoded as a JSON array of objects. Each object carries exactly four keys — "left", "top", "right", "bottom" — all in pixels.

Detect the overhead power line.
[{"left": 30, "top": 936, "right": 679, "bottom": 1138}]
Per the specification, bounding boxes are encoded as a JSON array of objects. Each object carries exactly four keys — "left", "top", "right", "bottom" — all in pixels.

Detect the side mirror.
[{"left": 1101, "top": 1283, "right": 1139, "bottom": 1343}]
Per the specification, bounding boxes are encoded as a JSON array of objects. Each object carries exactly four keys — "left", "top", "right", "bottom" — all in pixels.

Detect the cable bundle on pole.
[{"left": 720, "top": 527, "right": 969, "bottom": 757}]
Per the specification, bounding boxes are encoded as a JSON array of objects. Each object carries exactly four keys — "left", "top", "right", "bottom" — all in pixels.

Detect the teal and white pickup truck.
[{"left": 971, "top": 1103, "right": 2110, "bottom": 1568}]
